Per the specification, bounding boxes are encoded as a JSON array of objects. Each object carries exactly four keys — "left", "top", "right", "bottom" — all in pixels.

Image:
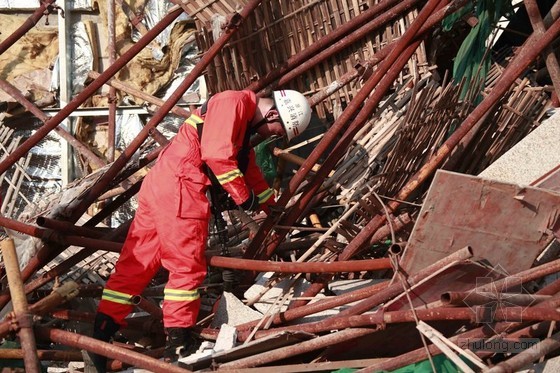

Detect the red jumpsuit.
[{"left": 97, "top": 90, "right": 275, "bottom": 328}]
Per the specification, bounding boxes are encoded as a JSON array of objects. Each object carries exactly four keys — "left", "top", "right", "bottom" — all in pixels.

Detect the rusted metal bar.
[
  {"left": 244, "top": 0, "right": 443, "bottom": 265},
  {"left": 336, "top": 11, "right": 560, "bottom": 265},
  {"left": 35, "top": 327, "right": 192, "bottom": 373},
  {"left": 0, "top": 0, "right": 57, "bottom": 55},
  {"left": 243, "top": 307, "right": 560, "bottom": 340},
  {"left": 234, "top": 247, "right": 473, "bottom": 332},
  {"left": 361, "top": 277, "right": 560, "bottom": 372},
  {"left": 246, "top": 0, "right": 414, "bottom": 93},
  {"left": 486, "top": 330, "right": 560, "bottom": 373},
  {"left": 525, "top": 0, "right": 560, "bottom": 102},
  {"left": 131, "top": 295, "right": 163, "bottom": 319},
  {"left": 88, "top": 71, "right": 191, "bottom": 118},
  {"left": 36, "top": 216, "right": 108, "bottom": 238},
  {"left": 107, "top": 0, "right": 117, "bottom": 162},
  {"left": 208, "top": 256, "right": 391, "bottom": 273},
  {"left": 0, "top": 281, "right": 78, "bottom": 338},
  {"left": 0, "top": 349, "right": 82, "bottom": 361},
  {"left": 1, "top": 238, "right": 41, "bottom": 373},
  {"left": 0, "top": 215, "right": 121, "bottom": 252},
  {"left": 0, "top": 6, "right": 183, "bottom": 177},
  {"left": 222, "top": 328, "right": 376, "bottom": 369},
  {"left": 441, "top": 291, "right": 550, "bottom": 307},
  {"left": 69, "top": 0, "right": 265, "bottom": 223},
  {"left": 0, "top": 79, "right": 106, "bottom": 169}
]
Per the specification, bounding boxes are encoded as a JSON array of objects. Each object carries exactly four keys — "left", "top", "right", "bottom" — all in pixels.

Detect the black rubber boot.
[
  {"left": 163, "top": 327, "right": 198, "bottom": 363},
  {"left": 89, "top": 312, "right": 120, "bottom": 373}
]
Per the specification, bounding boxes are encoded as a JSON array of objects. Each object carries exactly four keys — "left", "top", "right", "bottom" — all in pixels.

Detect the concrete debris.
[{"left": 2, "top": 1, "right": 560, "bottom": 372}]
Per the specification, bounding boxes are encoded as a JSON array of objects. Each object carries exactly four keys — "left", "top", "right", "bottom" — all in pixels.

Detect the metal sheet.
[{"left": 400, "top": 170, "right": 560, "bottom": 275}]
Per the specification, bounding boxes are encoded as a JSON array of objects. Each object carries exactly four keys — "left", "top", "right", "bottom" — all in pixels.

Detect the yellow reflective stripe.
[
  {"left": 164, "top": 288, "right": 200, "bottom": 302},
  {"left": 216, "top": 169, "right": 243, "bottom": 185},
  {"left": 102, "top": 289, "right": 134, "bottom": 305},
  {"left": 185, "top": 114, "right": 204, "bottom": 130},
  {"left": 258, "top": 188, "right": 273, "bottom": 204}
]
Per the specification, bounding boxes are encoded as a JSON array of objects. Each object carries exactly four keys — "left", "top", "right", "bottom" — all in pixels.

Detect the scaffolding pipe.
[
  {"left": 233, "top": 247, "right": 473, "bottom": 332},
  {"left": 208, "top": 255, "right": 392, "bottom": 273},
  {"left": 0, "top": 0, "right": 57, "bottom": 55},
  {"left": 107, "top": 0, "right": 117, "bottom": 162},
  {"left": 35, "top": 327, "right": 191, "bottom": 373},
  {"left": 1, "top": 238, "right": 41, "bottom": 373}
]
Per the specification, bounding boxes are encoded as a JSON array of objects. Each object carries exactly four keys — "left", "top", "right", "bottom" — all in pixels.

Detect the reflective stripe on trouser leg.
[
  {"left": 160, "top": 218, "right": 208, "bottom": 328},
  {"left": 97, "top": 200, "right": 163, "bottom": 327}
]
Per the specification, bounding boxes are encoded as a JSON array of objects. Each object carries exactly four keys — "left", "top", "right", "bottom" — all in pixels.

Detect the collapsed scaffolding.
[{"left": 0, "top": 0, "right": 560, "bottom": 372}]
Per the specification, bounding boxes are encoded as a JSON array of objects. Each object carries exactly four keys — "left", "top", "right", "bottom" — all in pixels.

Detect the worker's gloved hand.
[{"left": 240, "top": 190, "right": 260, "bottom": 212}]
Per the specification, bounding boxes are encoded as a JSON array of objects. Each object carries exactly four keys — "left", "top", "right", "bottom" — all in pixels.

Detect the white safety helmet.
[{"left": 273, "top": 90, "right": 312, "bottom": 141}]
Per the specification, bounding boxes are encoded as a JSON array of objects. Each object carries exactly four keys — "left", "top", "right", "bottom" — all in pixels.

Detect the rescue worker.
[{"left": 90, "top": 89, "right": 312, "bottom": 371}]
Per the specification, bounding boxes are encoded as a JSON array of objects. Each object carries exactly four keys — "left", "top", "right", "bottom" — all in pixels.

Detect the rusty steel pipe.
[
  {"left": 208, "top": 255, "right": 392, "bottom": 273},
  {"left": 234, "top": 247, "right": 473, "bottom": 332},
  {"left": 0, "top": 0, "right": 57, "bottom": 55},
  {"left": 36, "top": 216, "right": 107, "bottom": 238},
  {"left": 243, "top": 307, "right": 560, "bottom": 340},
  {"left": 0, "top": 281, "right": 78, "bottom": 339},
  {"left": 441, "top": 291, "right": 550, "bottom": 307},
  {"left": 0, "top": 79, "right": 106, "bottom": 168},
  {"left": 361, "top": 278, "right": 560, "bottom": 372},
  {"left": 222, "top": 328, "right": 376, "bottom": 369},
  {"left": 0, "top": 7, "right": 183, "bottom": 177},
  {"left": 525, "top": 0, "right": 560, "bottom": 102},
  {"left": 1, "top": 238, "right": 41, "bottom": 373},
  {"left": 107, "top": 0, "right": 117, "bottom": 162},
  {"left": 0, "top": 349, "right": 83, "bottom": 361},
  {"left": 35, "top": 327, "right": 191, "bottom": 373},
  {"left": 69, "top": 0, "right": 265, "bottom": 223},
  {"left": 0, "top": 215, "right": 122, "bottom": 252},
  {"left": 246, "top": 0, "right": 412, "bottom": 93},
  {"left": 131, "top": 295, "right": 163, "bottom": 319}
]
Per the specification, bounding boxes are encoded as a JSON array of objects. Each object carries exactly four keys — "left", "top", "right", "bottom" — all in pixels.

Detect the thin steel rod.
[
  {"left": 0, "top": 0, "right": 57, "bottom": 55},
  {"left": 107, "top": 0, "right": 117, "bottom": 162},
  {"left": 1, "top": 238, "right": 41, "bottom": 373},
  {"left": 0, "top": 349, "right": 82, "bottom": 361}
]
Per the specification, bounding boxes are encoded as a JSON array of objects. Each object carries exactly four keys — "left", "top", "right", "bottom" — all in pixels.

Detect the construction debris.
[{"left": 1, "top": 0, "right": 560, "bottom": 372}]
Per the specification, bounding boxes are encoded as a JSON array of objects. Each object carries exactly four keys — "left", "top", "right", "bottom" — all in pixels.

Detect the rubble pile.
[{"left": 0, "top": 0, "right": 560, "bottom": 372}]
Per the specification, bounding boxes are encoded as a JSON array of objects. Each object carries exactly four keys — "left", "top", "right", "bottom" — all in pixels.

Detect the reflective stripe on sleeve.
[
  {"left": 164, "top": 288, "right": 200, "bottom": 302},
  {"left": 185, "top": 114, "right": 204, "bottom": 130},
  {"left": 216, "top": 169, "right": 243, "bottom": 185},
  {"left": 101, "top": 289, "right": 134, "bottom": 305},
  {"left": 257, "top": 188, "right": 274, "bottom": 204}
]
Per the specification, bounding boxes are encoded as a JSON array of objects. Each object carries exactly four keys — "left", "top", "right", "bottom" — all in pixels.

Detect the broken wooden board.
[{"left": 400, "top": 170, "right": 560, "bottom": 275}]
